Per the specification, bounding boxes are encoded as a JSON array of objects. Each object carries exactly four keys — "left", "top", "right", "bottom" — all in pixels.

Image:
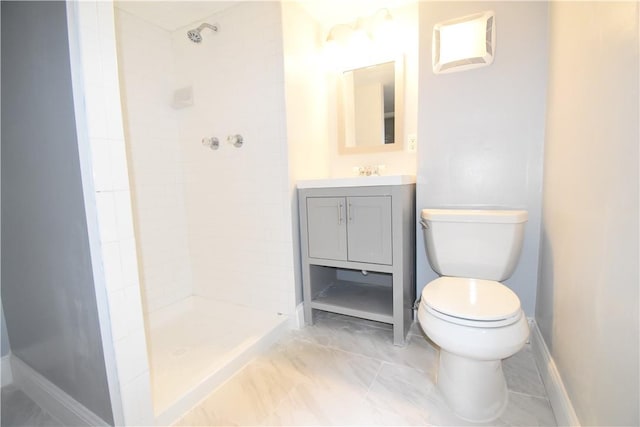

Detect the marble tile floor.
[
  {"left": 0, "top": 312, "right": 557, "bottom": 427},
  {"left": 176, "top": 312, "right": 557, "bottom": 426}
]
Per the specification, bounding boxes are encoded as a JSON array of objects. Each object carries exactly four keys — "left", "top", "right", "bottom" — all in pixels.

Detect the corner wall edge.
[{"left": 529, "top": 318, "right": 581, "bottom": 427}]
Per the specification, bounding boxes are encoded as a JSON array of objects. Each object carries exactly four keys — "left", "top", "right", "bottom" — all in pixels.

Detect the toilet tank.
[{"left": 420, "top": 208, "right": 528, "bottom": 281}]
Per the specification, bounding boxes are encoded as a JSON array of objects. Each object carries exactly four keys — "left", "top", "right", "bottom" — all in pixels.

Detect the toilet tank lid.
[{"left": 420, "top": 208, "right": 528, "bottom": 224}]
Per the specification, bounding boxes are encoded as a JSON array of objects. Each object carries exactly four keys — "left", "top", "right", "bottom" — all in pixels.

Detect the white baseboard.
[
  {"left": 530, "top": 320, "right": 581, "bottom": 427},
  {"left": 2, "top": 354, "right": 13, "bottom": 386},
  {"left": 10, "top": 356, "right": 109, "bottom": 426}
]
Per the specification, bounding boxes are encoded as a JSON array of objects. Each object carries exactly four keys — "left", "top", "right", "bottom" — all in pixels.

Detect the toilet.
[{"left": 417, "top": 208, "right": 530, "bottom": 423}]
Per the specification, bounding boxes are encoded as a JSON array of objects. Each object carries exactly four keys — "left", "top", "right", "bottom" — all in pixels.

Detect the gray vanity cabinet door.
[
  {"left": 346, "top": 196, "right": 392, "bottom": 265},
  {"left": 306, "top": 197, "right": 348, "bottom": 261}
]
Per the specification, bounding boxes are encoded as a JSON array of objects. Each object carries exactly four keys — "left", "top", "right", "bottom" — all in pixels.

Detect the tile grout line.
[
  {"left": 293, "top": 328, "right": 435, "bottom": 378},
  {"left": 508, "top": 389, "right": 552, "bottom": 401},
  {"left": 363, "top": 361, "right": 386, "bottom": 400},
  {"left": 292, "top": 333, "right": 390, "bottom": 365}
]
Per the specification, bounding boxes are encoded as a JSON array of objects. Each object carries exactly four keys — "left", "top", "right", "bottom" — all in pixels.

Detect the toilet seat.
[{"left": 421, "top": 277, "right": 522, "bottom": 328}]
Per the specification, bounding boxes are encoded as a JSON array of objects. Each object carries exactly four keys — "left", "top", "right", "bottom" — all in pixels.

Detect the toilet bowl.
[
  {"left": 418, "top": 209, "right": 529, "bottom": 422},
  {"left": 418, "top": 277, "right": 529, "bottom": 422}
]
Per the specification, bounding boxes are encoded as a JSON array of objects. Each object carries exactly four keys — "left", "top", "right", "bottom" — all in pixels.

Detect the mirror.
[{"left": 338, "top": 59, "right": 403, "bottom": 154}]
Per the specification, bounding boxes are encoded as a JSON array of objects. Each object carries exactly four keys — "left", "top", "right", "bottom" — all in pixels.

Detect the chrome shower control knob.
[
  {"left": 227, "top": 134, "right": 243, "bottom": 148},
  {"left": 201, "top": 137, "right": 219, "bottom": 150}
]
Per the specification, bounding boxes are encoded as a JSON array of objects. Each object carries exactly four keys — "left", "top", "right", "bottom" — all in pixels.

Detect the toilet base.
[{"left": 437, "top": 350, "right": 508, "bottom": 423}]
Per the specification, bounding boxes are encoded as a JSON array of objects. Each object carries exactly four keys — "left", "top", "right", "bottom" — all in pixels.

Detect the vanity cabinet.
[
  {"left": 298, "top": 182, "right": 415, "bottom": 345},
  {"left": 306, "top": 196, "right": 392, "bottom": 264}
]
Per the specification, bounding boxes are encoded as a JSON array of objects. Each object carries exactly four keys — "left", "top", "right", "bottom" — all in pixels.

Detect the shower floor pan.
[{"left": 146, "top": 296, "right": 289, "bottom": 425}]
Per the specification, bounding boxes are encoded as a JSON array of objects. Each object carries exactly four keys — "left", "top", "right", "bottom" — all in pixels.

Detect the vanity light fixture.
[
  {"left": 325, "top": 8, "right": 394, "bottom": 45},
  {"left": 326, "top": 23, "right": 354, "bottom": 44},
  {"left": 371, "top": 8, "right": 393, "bottom": 29},
  {"left": 432, "top": 10, "right": 496, "bottom": 74},
  {"left": 370, "top": 8, "right": 395, "bottom": 42}
]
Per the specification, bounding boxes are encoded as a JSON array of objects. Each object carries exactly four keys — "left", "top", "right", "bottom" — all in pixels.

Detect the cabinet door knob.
[
  {"left": 348, "top": 202, "right": 353, "bottom": 222},
  {"left": 338, "top": 202, "right": 344, "bottom": 224}
]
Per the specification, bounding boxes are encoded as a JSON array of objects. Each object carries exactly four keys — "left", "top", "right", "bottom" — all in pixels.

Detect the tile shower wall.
[
  {"left": 115, "top": 9, "right": 194, "bottom": 313},
  {"left": 74, "top": 1, "right": 154, "bottom": 424},
  {"left": 171, "top": 2, "right": 296, "bottom": 315}
]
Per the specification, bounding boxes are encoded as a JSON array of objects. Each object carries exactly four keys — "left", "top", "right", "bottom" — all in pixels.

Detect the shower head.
[
  {"left": 186, "top": 23, "right": 219, "bottom": 43},
  {"left": 187, "top": 29, "right": 203, "bottom": 43}
]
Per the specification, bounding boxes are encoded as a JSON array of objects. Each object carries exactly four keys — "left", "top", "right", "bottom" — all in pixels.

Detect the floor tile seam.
[
  {"left": 377, "top": 357, "right": 431, "bottom": 377},
  {"left": 365, "top": 400, "right": 433, "bottom": 427},
  {"left": 508, "top": 389, "right": 551, "bottom": 401},
  {"left": 294, "top": 333, "right": 434, "bottom": 378},
  {"left": 256, "top": 381, "right": 300, "bottom": 427},
  {"left": 292, "top": 334, "right": 390, "bottom": 365},
  {"left": 262, "top": 336, "right": 385, "bottom": 395},
  {"left": 312, "top": 342, "right": 388, "bottom": 391},
  {"left": 363, "top": 361, "right": 386, "bottom": 399}
]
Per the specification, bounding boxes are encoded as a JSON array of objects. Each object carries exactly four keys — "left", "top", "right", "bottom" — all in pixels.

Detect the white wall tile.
[
  {"left": 119, "top": 238, "right": 139, "bottom": 287},
  {"left": 114, "top": 326, "right": 148, "bottom": 383},
  {"left": 95, "top": 192, "right": 118, "bottom": 243},
  {"left": 90, "top": 138, "right": 113, "bottom": 192},
  {"left": 84, "top": 84, "right": 109, "bottom": 139},
  {"left": 105, "top": 89, "right": 126, "bottom": 140},
  {"left": 77, "top": 1, "right": 98, "bottom": 30},
  {"left": 115, "top": 8, "right": 194, "bottom": 313},
  {"left": 120, "top": 372, "right": 154, "bottom": 425},
  {"left": 78, "top": 24, "right": 103, "bottom": 89},
  {"left": 75, "top": 2, "right": 154, "bottom": 425},
  {"left": 114, "top": 191, "right": 135, "bottom": 240},
  {"left": 167, "top": 2, "right": 296, "bottom": 315},
  {"left": 101, "top": 242, "right": 124, "bottom": 293},
  {"left": 110, "top": 138, "right": 130, "bottom": 191},
  {"left": 107, "top": 289, "right": 127, "bottom": 341}
]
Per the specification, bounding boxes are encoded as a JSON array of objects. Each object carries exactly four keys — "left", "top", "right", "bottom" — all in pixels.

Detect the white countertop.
[{"left": 297, "top": 175, "right": 416, "bottom": 189}]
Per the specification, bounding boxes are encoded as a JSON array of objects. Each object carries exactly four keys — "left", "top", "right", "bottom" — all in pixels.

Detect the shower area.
[{"left": 112, "top": 2, "right": 297, "bottom": 422}]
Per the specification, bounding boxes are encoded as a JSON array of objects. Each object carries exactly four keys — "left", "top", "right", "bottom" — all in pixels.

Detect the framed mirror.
[{"left": 338, "top": 58, "right": 404, "bottom": 154}]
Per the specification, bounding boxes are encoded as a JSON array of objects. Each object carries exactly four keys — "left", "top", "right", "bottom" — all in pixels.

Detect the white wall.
[
  {"left": 115, "top": 9, "right": 194, "bottom": 313},
  {"left": 172, "top": 2, "right": 297, "bottom": 315},
  {"left": 416, "top": 2, "right": 549, "bottom": 316},
  {"left": 281, "top": 2, "right": 331, "bottom": 305},
  {"left": 326, "top": 3, "right": 419, "bottom": 177},
  {"left": 536, "top": 2, "right": 639, "bottom": 425}
]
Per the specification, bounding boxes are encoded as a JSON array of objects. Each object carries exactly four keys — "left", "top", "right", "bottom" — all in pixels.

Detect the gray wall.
[
  {"left": 0, "top": 0, "right": 7, "bottom": 362},
  {"left": 1, "top": 303, "right": 9, "bottom": 357},
  {"left": 416, "top": 2, "right": 549, "bottom": 316},
  {"left": 1, "top": 2, "right": 113, "bottom": 424},
  {"left": 536, "top": 2, "right": 639, "bottom": 425}
]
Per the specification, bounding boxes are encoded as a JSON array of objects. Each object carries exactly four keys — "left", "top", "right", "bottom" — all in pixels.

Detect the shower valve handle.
[{"left": 227, "top": 134, "right": 244, "bottom": 148}]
